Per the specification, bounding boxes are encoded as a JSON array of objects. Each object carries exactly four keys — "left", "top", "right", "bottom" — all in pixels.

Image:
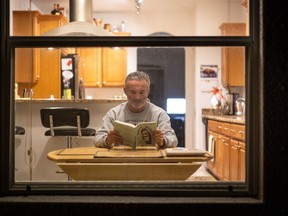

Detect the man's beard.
[{"left": 130, "top": 100, "right": 146, "bottom": 110}]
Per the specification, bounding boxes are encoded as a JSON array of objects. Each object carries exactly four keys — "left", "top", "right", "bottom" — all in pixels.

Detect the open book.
[{"left": 113, "top": 120, "right": 157, "bottom": 149}]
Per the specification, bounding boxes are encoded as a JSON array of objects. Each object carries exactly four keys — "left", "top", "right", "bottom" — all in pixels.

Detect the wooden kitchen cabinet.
[
  {"left": 77, "top": 32, "right": 130, "bottom": 87},
  {"left": 102, "top": 47, "right": 127, "bottom": 87},
  {"left": 239, "top": 141, "right": 246, "bottom": 180},
  {"left": 38, "top": 14, "right": 68, "bottom": 35},
  {"left": 230, "top": 123, "right": 245, "bottom": 141},
  {"left": 206, "top": 119, "right": 245, "bottom": 181},
  {"left": 77, "top": 48, "right": 102, "bottom": 87},
  {"left": 220, "top": 23, "right": 246, "bottom": 87},
  {"left": 229, "top": 140, "right": 245, "bottom": 181},
  {"left": 216, "top": 134, "right": 225, "bottom": 180},
  {"left": 13, "top": 11, "right": 41, "bottom": 83},
  {"left": 229, "top": 124, "right": 246, "bottom": 181},
  {"left": 77, "top": 47, "right": 127, "bottom": 88},
  {"left": 222, "top": 134, "right": 230, "bottom": 181},
  {"left": 13, "top": 11, "right": 68, "bottom": 98}
]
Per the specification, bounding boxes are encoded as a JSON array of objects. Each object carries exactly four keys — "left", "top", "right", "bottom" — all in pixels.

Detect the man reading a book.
[{"left": 95, "top": 71, "right": 178, "bottom": 149}]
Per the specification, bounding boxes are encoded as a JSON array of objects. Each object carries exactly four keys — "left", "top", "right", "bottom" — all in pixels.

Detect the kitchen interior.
[{"left": 12, "top": 0, "right": 248, "bottom": 182}]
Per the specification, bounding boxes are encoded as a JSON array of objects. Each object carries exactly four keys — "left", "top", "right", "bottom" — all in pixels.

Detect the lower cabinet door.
[{"left": 229, "top": 139, "right": 240, "bottom": 181}]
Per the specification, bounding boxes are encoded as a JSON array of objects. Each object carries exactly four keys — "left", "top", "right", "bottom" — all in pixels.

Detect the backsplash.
[{"left": 85, "top": 87, "right": 125, "bottom": 99}]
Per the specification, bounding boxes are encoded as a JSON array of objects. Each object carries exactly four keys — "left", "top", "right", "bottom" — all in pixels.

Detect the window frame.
[{"left": 0, "top": 0, "right": 263, "bottom": 203}]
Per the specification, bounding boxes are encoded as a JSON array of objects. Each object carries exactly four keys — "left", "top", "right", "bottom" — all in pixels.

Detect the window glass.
[
  {"left": 10, "top": 0, "right": 249, "bottom": 37},
  {"left": 6, "top": 0, "right": 261, "bottom": 198},
  {"left": 14, "top": 46, "right": 246, "bottom": 183}
]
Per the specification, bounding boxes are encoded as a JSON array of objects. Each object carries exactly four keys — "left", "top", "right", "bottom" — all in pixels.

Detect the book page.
[
  {"left": 113, "top": 121, "right": 157, "bottom": 149},
  {"left": 113, "top": 120, "right": 136, "bottom": 148},
  {"left": 135, "top": 122, "right": 157, "bottom": 146}
]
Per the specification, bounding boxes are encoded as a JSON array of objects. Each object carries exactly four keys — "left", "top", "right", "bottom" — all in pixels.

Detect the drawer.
[
  {"left": 230, "top": 124, "right": 245, "bottom": 141},
  {"left": 216, "top": 121, "right": 223, "bottom": 134},
  {"left": 208, "top": 120, "right": 217, "bottom": 132},
  {"left": 216, "top": 122, "right": 230, "bottom": 136},
  {"left": 222, "top": 122, "right": 230, "bottom": 136},
  {"left": 230, "top": 140, "right": 245, "bottom": 150},
  {"left": 239, "top": 141, "right": 245, "bottom": 150}
]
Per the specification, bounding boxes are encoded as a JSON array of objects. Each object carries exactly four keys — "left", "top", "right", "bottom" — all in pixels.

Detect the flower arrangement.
[
  {"left": 211, "top": 87, "right": 223, "bottom": 108},
  {"left": 210, "top": 86, "right": 229, "bottom": 114}
]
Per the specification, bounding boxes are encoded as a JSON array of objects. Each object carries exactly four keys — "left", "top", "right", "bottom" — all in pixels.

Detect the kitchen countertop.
[
  {"left": 202, "top": 109, "right": 245, "bottom": 124},
  {"left": 15, "top": 100, "right": 245, "bottom": 124},
  {"left": 15, "top": 98, "right": 127, "bottom": 103}
]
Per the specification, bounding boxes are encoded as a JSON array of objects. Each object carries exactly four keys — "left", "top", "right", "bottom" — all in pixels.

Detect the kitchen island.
[{"left": 47, "top": 146, "right": 212, "bottom": 181}]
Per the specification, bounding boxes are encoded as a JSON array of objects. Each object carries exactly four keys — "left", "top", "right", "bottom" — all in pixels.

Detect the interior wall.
[
  {"left": 185, "top": 48, "right": 196, "bottom": 149},
  {"left": 193, "top": 1, "right": 246, "bottom": 149}
]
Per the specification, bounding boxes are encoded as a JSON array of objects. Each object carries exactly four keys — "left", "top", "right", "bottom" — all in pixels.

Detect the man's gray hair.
[{"left": 125, "top": 71, "right": 150, "bottom": 88}]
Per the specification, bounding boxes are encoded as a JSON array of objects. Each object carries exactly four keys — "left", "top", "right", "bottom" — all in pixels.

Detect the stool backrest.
[{"left": 40, "top": 107, "right": 90, "bottom": 128}]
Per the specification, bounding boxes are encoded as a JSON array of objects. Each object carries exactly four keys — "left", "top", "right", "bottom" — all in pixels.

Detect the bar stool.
[{"left": 40, "top": 107, "right": 96, "bottom": 149}]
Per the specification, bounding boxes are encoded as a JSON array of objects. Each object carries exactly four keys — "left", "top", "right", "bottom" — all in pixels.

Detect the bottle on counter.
[
  {"left": 51, "top": 3, "right": 61, "bottom": 15},
  {"left": 23, "top": 88, "right": 27, "bottom": 98},
  {"left": 79, "top": 78, "right": 85, "bottom": 99},
  {"left": 63, "top": 86, "right": 72, "bottom": 100},
  {"left": 15, "top": 83, "right": 20, "bottom": 99},
  {"left": 121, "top": 21, "right": 126, "bottom": 32},
  {"left": 227, "top": 94, "right": 234, "bottom": 115},
  {"left": 28, "top": 89, "right": 33, "bottom": 99}
]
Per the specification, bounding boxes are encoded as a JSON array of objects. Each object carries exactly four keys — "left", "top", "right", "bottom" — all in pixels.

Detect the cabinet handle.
[
  {"left": 230, "top": 129, "right": 235, "bottom": 133},
  {"left": 103, "top": 81, "right": 106, "bottom": 86},
  {"left": 239, "top": 131, "right": 244, "bottom": 134}
]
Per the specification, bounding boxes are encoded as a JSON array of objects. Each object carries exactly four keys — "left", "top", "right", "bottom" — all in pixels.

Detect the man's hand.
[
  {"left": 106, "top": 129, "right": 123, "bottom": 148},
  {"left": 154, "top": 128, "right": 165, "bottom": 149}
]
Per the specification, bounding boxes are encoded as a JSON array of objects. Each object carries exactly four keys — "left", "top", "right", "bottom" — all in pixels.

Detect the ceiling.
[{"left": 31, "top": 0, "right": 205, "bottom": 14}]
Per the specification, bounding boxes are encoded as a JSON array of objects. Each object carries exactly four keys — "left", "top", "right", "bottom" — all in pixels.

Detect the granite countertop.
[
  {"left": 202, "top": 109, "right": 245, "bottom": 124},
  {"left": 15, "top": 98, "right": 127, "bottom": 103}
]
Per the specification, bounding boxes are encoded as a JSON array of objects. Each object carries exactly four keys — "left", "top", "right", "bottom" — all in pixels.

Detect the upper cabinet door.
[
  {"left": 76, "top": 32, "right": 130, "bottom": 88},
  {"left": 13, "top": 11, "right": 68, "bottom": 87},
  {"left": 101, "top": 47, "right": 127, "bottom": 87},
  {"left": 220, "top": 23, "right": 246, "bottom": 87},
  {"left": 13, "top": 11, "right": 41, "bottom": 83},
  {"left": 101, "top": 32, "right": 130, "bottom": 87},
  {"left": 38, "top": 14, "right": 68, "bottom": 35},
  {"left": 77, "top": 48, "right": 102, "bottom": 87}
]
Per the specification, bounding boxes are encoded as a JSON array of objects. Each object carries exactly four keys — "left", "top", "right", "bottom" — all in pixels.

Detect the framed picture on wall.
[{"left": 200, "top": 65, "right": 218, "bottom": 78}]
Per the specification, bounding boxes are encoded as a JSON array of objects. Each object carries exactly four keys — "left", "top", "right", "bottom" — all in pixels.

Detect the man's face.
[{"left": 124, "top": 80, "right": 149, "bottom": 113}]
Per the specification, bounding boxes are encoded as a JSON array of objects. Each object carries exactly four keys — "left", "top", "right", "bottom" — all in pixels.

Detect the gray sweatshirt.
[{"left": 95, "top": 102, "right": 178, "bottom": 148}]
